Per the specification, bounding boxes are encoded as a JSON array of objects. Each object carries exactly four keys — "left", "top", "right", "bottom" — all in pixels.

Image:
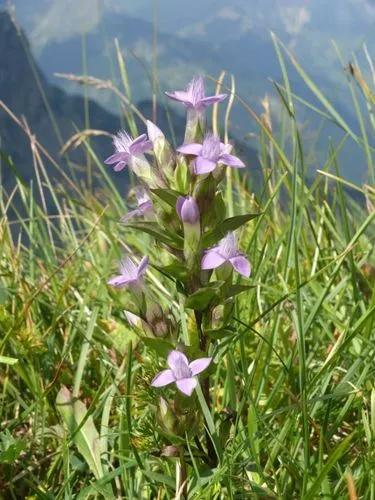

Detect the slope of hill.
[{"left": 0, "top": 10, "right": 260, "bottom": 204}]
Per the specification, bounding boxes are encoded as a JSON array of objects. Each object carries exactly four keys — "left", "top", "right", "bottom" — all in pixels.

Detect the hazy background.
[{"left": 1, "top": 0, "right": 374, "bottom": 183}]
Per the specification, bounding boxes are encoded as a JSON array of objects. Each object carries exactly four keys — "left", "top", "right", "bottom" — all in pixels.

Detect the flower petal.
[
  {"left": 104, "top": 152, "right": 125, "bottom": 165},
  {"left": 151, "top": 369, "right": 175, "bottom": 387},
  {"left": 130, "top": 137, "right": 153, "bottom": 155},
  {"left": 194, "top": 156, "right": 217, "bottom": 174},
  {"left": 137, "top": 256, "right": 149, "bottom": 277},
  {"left": 107, "top": 274, "right": 130, "bottom": 287},
  {"left": 220, "top": 142, "right": 233, "bottom": 154},
  {"left": 201, "top": 250, "right": 226, "bottom": 270},
  {"left": 131, "top": 134, "right": 147, "bottom": 147},
  {"left": 167, "top": 350, "right": 189, "bottom": 371},
  {"left": 165, "top": 90, "right": 191, "bottom": 104},
  {"left": 177, "top": 143, "right": 203, "bottom": 156},
  {"left": 189, "top": 357, "right": 212, "bottom": 376},
  {"left": 219, "top": 153, "right": 245, "bottom": 168},
  {"left": 114, "top": 161, "right": 127, "bottom": 172},
  {"left": 229, "top": 256, "right": 251, "bottom": 277},
  {"left": 121, "top": 208, "right": 141, "bottom": 221},
  {"left": 176, "top": 377, "right": 197, "bottom": 396},
  {"left": 198, "top": 94, "right": 227, "bottom": 107}
]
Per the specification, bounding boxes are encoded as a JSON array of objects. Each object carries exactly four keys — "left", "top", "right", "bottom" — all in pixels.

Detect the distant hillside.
[
  {"left": 0, "top": 10, "right": 122, "bottom": 194},
  {"left": 0, "top": 10, "right": 260, "bottom": 206}
]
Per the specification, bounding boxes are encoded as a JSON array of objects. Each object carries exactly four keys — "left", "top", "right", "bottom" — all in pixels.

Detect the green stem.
[
  {"left": 178, "top": 447, "right": 188, "bottom": 499},
  {"left": 195, "top": 310, "right": 217, "bottom": 466}
]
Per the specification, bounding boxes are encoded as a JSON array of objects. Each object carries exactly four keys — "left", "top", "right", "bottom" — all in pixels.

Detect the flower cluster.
[{"left": 105, "top": 76, "right": 253, "bottom": 438}]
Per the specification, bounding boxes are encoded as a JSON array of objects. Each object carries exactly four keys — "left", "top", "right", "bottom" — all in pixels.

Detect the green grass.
[{"left": 0, "top": 38, "right": 375, "bottom": 499}]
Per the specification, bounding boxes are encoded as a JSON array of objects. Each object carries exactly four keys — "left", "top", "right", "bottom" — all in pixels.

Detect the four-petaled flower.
[
  {"left": 201, "top": 232, "right": 251, "bottom": 277},
  {"left": 151, "top": 350, "right": 212, "bottom": 396},
  {"left": 121, "top": 189, "right": 153, "bottom": 221},
  {"left": 104, "top": 131, "right": 152, "bottom": 172},
  {"left": 108, "top": 256, "right": 149, "bottom": 288},
  {"left": 165, "top": 76, "right": 227, "bottom": 111},
  {"left": 177, "top": 134, "right": 245, "bottom": 175}
]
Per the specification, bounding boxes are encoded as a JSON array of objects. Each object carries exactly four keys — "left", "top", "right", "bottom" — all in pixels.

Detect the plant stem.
[
  {"left": 178, "top": 447, "right": 188, "bottom": 499},
  {"left": 195, "top": 310, "right": 217, "bottom": 466}
]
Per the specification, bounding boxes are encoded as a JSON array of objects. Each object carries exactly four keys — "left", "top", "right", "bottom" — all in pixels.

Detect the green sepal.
[{"left": 174, "top": 157, "right": 190, "bottom": 192}]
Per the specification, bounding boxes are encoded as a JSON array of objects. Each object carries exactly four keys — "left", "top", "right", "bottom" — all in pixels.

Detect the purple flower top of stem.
[
  {"left": 201, "top": 232, "right": 251, "bottom": 277},
  {"left": 176, "top": 196, "right": 200, "bottom": 224},
  {"left": 151, "top": 350, "right": 212, "bottom": 396},
  {"left": 104, "top": 131, "right": 152, "bottom": 172},
  {"left": 121, "top": 189, "right": 153, "bottom": 221},
  {"left": 177, "top": 134, "right": 245, "bottom": 175},
  {"left": 165, "top": 76, "right": 227, "bottom": 111},
  {"left": 108, "top": 256, "right": 149, "bottom": 288}
]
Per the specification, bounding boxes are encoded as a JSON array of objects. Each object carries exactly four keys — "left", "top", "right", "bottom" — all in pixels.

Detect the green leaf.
[
  {"left": 304, "top": 434, "right": 353, "bottom": 500},
  {"left": 0, "top": 355, "right": 18, "bottom": 365},
  {"left": 205, "top": 327, "right": 235, "bottom": 340},
  {"left": 202, "top": 213, "right": 261, "bottom": 247},
  {"left": 185, "top": 286, "right": 219, "bottom": 310},
  {"left": 151, "top": 188, "right": 181, "bottom": 208},
  {"left": 225, "top": 284, "right": 254, "bottom": 299},
  {"left": 142, "top": 337, "right": 175, "bottom": 357},
  {"left": 123, "top": 221, "right": 183, "bottom": 249},
  {"left": 157, "top": 260, "right": 187, "bottom": 281},
  {"left": 56, "top": 386, "right": 104, "bottom": 480},
  {"left": 0, "top": 431, "right": 26, "bottom": 464},
  {"left": 247, "top": 405, "right": 259, "bottom": 457}
]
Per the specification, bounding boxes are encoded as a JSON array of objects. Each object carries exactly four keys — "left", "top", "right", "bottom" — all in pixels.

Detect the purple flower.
[
  {"left": 104, "top": 131, "right": 152, "bottom": 172},
  {"left": 176, "top": 196, "right": 200, "bottom": 224},
  {"left": 177, "top": 134, "right": 245, "bottom": 175},
  {"left": 201, "top": 232, "right": 251, "bottom": 277},
  {"left": 108, "top": 256, "right": 149, "bottom": 288},
  {"left": 151, "top": 350, "right": 212, "bottom": 396},
  {"left": 121, "top": 189, "right": 153, "bottom": 221},
  {"left": 165, "top": 76, "right": 227, "bottom": 111}
]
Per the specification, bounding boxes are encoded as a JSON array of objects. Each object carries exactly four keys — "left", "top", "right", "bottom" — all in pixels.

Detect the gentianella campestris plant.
[{"left": 105, "top": 75, "right": 257, "bottom": 488}]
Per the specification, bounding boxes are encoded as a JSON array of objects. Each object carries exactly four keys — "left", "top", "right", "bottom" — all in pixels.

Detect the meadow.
[{"left": 0, "top": 36, "right": 374, "bottom": 499}]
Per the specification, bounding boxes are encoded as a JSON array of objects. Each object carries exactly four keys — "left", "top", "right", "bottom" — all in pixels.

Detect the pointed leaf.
[
  {"left": 202, "top": 213, "right": 261, "bottom": 247},
  {"left": 185, "top": 287, "right": 219, "bottom": 310},
  {"left": 56, "top": 386, "right": 103, "bottom": 480},
  {"left": 225, "top": 284, "right": 254, "bottom": 299},
  {"left": 123, "top": 221, "right": 183, "bottom": 249},
  {"left": 142, "top": 337, "right": 175, "bottom": 357},
  {"left": 151, "top": 188, "right": 182, "bottom": 208}
]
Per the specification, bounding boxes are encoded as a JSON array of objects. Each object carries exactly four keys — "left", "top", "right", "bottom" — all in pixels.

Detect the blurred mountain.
[
  {"left": 0, "top": 10, "right": 123, "bottom": 195},
  {"left": 0, "top": 10, "right": 260, "bottom": 204}
]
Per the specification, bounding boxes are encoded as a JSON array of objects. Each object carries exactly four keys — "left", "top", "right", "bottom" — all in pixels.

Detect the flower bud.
[
  {"left": 161, "top": 445, "right": 180, "bottom": 457},
  {"left": 176, "top": 196, "right": 200, "bottom": 267},
  {"left": 147, "top": 120, "right": 175, "bottom": 182},
  {"left": 157, "top": 397, "right": 177, "bottom": 436},
  {"left": 176, "top": 196, "right": 200, "bottom": 224},
  {"left": 124, "top": 310, "right": 153, "bottom": 337}
]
